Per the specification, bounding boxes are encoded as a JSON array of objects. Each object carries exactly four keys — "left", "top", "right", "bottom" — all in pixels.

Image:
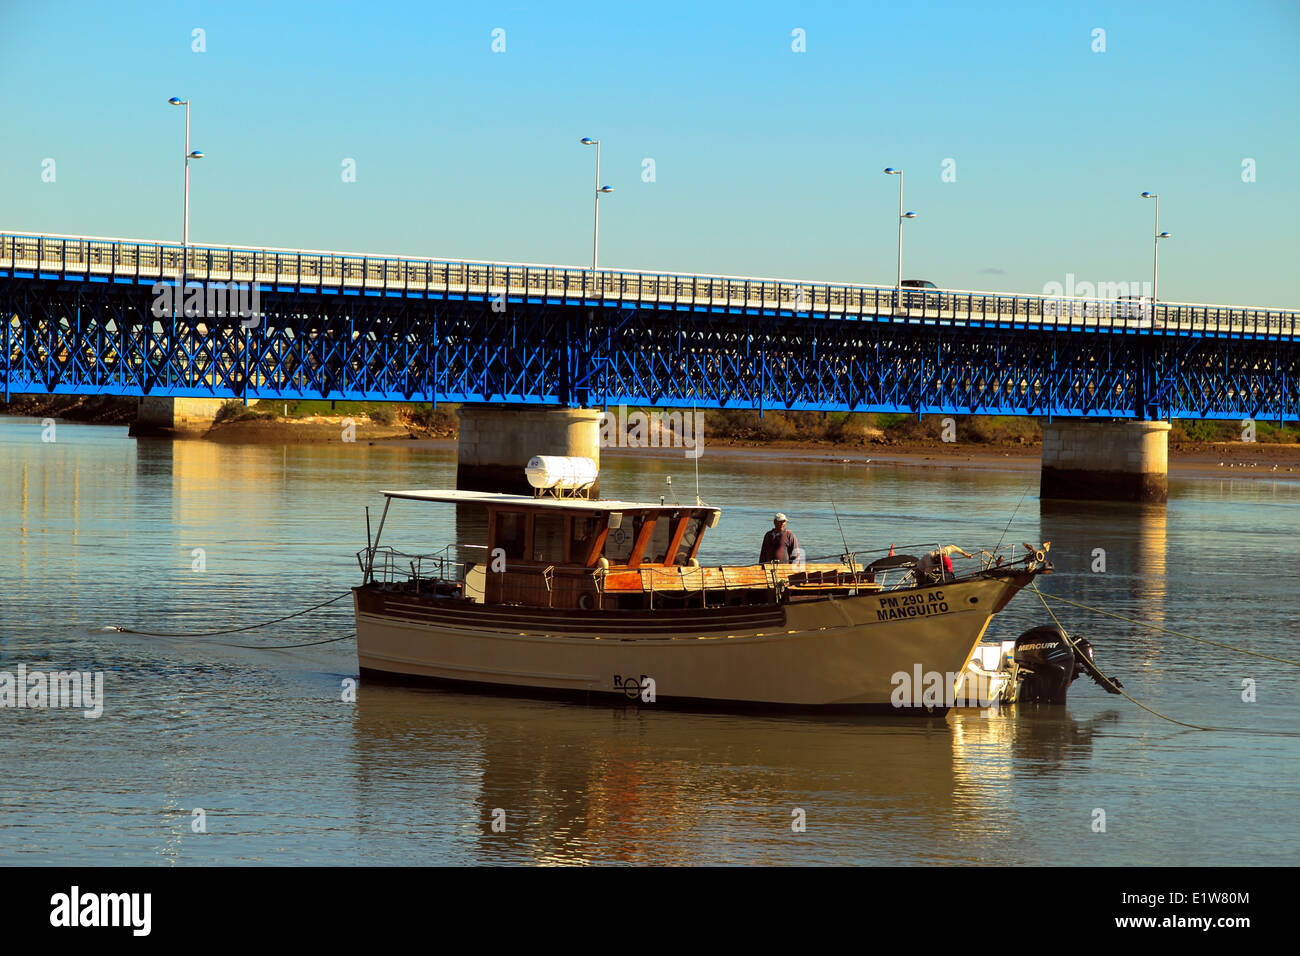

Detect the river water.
[{"left": 1, "top": 418, "right": 1297, "bottom": 865}]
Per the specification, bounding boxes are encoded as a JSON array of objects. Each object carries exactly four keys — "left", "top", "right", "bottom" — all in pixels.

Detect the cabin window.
[
  {"left": 495, "top": 511, "right": 527, "bottom": 561},
  {"left": 643, "top": 516, "right": 674, "bottom": 564},
  {"left": 673, "top": 517, "right": 704, "bottom": 564},
  {"left": 604, "top": 515, "right": 642, "bottom": 564},
  {"left": 531, "top": 514, "right": 566, "bottom": 563},
  {"left": 568, "top": 515, "right": 600, "bottom": 565}
]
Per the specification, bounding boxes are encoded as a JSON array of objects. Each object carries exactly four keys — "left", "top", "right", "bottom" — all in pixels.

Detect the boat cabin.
[
  {"left": 363, "top": 490, "right": 884, "bottom": 612},
  {"left": 369, "top": 490, "right": 734, "bottom": 610}
]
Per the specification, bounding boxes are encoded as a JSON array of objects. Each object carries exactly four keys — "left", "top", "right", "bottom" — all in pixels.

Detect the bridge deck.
[{"left": 4, "top": 231, "right": 1297, "bottom": 339}]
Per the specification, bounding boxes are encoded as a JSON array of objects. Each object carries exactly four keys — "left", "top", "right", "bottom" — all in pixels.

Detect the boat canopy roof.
[{"left": 380, "top": 489, "right": 719, "bottom": 517}]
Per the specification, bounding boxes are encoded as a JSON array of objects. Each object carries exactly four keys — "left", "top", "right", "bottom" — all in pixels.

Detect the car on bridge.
[{"left": 899, "top": 278, "right": 939, "bottom": 311}]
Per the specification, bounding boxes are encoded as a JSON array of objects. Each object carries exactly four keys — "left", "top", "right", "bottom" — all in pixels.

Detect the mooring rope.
[
  {"left": 1033, "top": 588, "right": 1300, "bottom": 668},
  {"left": 105, "top": 630, "right": 357, "bottom": 651},
  {"left": 106, "top": 591, "right": 352, "bottom": 639},
  {"left": 1029, "top": 583, "right": 1300, "bottom": 737},
  {"left": 198, "top": 632, "right": 354, "bottom": 651}
]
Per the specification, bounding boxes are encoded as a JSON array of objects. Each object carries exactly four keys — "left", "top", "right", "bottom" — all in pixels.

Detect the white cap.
[{"left": 774, "top": 513, "right": 787, "bottom": 522}]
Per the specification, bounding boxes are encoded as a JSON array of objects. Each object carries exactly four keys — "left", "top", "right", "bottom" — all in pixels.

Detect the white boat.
[
  {"left": 958, "top": 629, "right": 1123, "bottom": 710},
  {"left": 352, "top": 473, "right": 1053, "bottom": 715}
]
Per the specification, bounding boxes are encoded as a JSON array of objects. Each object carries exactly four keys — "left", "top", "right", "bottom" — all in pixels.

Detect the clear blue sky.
[{"left": 2, "top": 0, "right": 1297, "bottom": 306}]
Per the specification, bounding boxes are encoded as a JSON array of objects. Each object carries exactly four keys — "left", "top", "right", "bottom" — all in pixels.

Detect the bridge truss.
[{"left": 3, "top": 276, "right": 1297, "bottom": 421}]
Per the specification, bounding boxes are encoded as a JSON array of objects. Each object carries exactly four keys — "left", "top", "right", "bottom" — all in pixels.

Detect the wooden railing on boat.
[
  {"left": 605, "top": 563, "right": 881, "bottom": 594},
  {"left": 357, "top": 543, "right": 1000, "bottom": 611}
]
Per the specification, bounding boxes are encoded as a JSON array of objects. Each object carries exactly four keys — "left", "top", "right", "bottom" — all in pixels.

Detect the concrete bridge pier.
[
  {"left": 128, "top": 397, "right": 226, "bottom": 438},
  {"left": 1040, "top": 419, "right": 1170, "bottom": 503},
  {"left": 456, "top": 404, "right": 604, "bottom": 496}
]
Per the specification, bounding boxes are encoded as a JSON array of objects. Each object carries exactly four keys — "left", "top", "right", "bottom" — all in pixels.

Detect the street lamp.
[
  {"left": 1141, "top": 191, "right": 1171, "bottom": 317},
  {"left": 581, "top": 137, "right": 613, "bottom": 271},
  {"left": 169, "top": 96, "right": 203, "bottom": 313},
  {"left": 884, "top": 168, "right": 917, "bottom": 310}
]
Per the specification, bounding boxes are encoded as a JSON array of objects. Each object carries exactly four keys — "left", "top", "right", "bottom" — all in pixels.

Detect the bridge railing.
[{"left": 2, "top": 230, "right": 1297, "bottom": 339}]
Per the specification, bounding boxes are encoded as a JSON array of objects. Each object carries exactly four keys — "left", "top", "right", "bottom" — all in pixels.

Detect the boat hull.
[{"left": 354, "top": 572, "right": 1035, "bottom": 714}]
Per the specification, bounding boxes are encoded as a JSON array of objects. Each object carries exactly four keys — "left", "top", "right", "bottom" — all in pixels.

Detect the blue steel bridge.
[{"left": 2, "top": 230, "right": 1298, "bottom": 422}]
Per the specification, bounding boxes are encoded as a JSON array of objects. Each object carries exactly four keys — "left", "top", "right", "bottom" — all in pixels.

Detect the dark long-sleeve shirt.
[{"left": 760, "top": 528, "right": 800, "bottom": 563}]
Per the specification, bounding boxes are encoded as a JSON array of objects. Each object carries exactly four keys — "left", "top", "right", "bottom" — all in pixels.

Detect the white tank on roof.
[{"left": 525, "top": 455, "right": 598, "bottom": 491}]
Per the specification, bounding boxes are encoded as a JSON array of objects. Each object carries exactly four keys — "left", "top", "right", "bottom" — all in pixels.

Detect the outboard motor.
[
  {"left": 1012, "top": 625, "right": 1123, "bottom": 704},
  {"left": 1070, "top": 636, "right": 1123, "bottom": 695},
  {"left": 1013, "top": 625, "right": 1077, "bottom": 704}
]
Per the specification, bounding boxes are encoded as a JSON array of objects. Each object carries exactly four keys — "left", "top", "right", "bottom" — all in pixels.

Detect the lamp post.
[
  {"left": 1140, "top": 191, "right": 1171, "bottom": 319},
  {"left": 580, "top": 138, "right": 613, "bottom": 271},
  {"left": 168, "top": 97, "right": 203, "bottom": 313},
  {"left": 884, "top": 167, "right": 916, "bottom": 310}
]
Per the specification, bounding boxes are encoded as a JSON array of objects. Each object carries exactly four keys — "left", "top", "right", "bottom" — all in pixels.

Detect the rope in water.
[
  {"left": 1029, "top": 583, "right": 1215, "bottom": 731},
  {"left": 1033, "top": 588, "right": 1300, "bottom": 668},
  {"left": 1029, "top": 583, "right": 1300, "bottom": 737},
  {"left": 153, "top": 632, "right": 356, "bottom": 651},
  {"left": 108, "top": 591, "right": 352, "bottom": 639}
]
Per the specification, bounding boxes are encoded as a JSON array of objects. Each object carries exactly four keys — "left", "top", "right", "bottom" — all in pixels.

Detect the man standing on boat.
[{"left": 760, "top": 513, "right": 802, "bottom": 565}]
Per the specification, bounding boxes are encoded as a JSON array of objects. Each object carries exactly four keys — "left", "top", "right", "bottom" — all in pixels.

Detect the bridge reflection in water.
[{"left": 1035, "top": 499, "right": 1169, "bottom": 696}]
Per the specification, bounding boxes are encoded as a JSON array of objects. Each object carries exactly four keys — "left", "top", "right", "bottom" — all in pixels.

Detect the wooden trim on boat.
[{"left": 355, "top": 586, "right": 787, "bottom": 635}]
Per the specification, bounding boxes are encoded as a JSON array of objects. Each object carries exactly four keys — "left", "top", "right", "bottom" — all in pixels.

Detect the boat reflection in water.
[
  {"left": 945, "top": 707, "right": 1125, "bottom": 847},
  {"left": 347, "top": 680, "right": 1129, "bottom": 865},
  {"left": 347, "top": 684, "right": 968, "bottom": 865}
]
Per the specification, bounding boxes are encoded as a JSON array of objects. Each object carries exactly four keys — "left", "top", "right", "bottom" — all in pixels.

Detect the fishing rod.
[
  {"left": 992, "top": 479, "right": 1035, "bottom": 561},
  {"left": 830, "top": 500, "right": 853, "bottom": 568}
]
